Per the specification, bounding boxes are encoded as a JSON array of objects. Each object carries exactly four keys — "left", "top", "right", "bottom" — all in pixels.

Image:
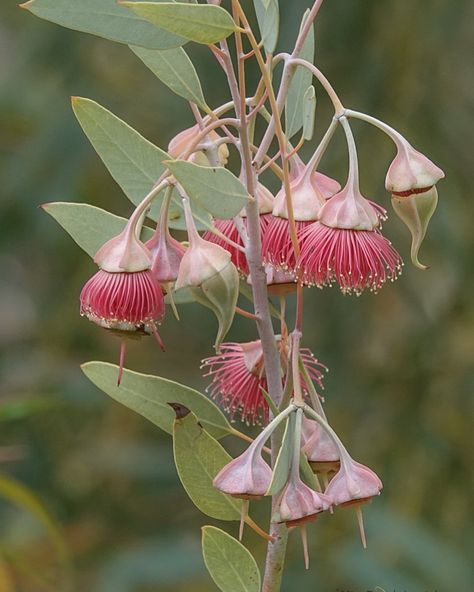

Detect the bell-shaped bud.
[
  {"left": 302, "top": 419, "right": 340, "bottom": 474},
  {"left": 168, "top": 124, "right": 229, "bottom": 167},
  {"left": 272, "top": 476, "right": 331, "bottom": 527},
  {"left": 324, "top": 457, "right": 382, "bottom": 508},
  {"left": 289, "top": 151, "right": 341, "bottom": 200},
  {"left": 318, "top": 183, "right": 380, "bottom": 231},
  {"left": 213, "top": 445, "right": 272, "bottom": 500},
  {"left": 391, "top": 186, "right": 438, "bottom": 269},
  {"left": 273, "top": 174, "right": 326, "bottom": 222},
  {"left": 94, "top": 226, "right": 152, "bottom": 273},
  {"left": 386, "top": 142, "right": 444, "bottom": 195},
  {"left": 175, "top": 235, "right": 231, "bottom": 290}
]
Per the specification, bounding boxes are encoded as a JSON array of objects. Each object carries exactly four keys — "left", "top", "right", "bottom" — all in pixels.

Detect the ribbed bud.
[
  {"left": 213, "top": 446, "right": 272, "bottom": 499},
  {"left": 318, "top": 185, "right": 380, "bottom": 231},
  {"left": 386, "top": 143, "right": 444, "bottom": 195}
]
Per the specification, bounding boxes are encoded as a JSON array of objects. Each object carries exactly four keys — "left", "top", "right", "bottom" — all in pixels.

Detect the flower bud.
[
  {"left": 391, "top": 186, "right": 438, "bottom": 269},
  {"left": 302, "top": 419, "right": 340, "bottom": 474},
  {"left": 318, "top": 184, "right": 380, "bottom": 231},
  {"left": 386, "top": 143, "right": 444, "bottom": 195},
  {"left": 146, "top": 226, "right": 186, "bottom": 284},
  {"left": 213, "top": 446, "right": 272, "bottom": 499},
  {"left": 324, "top": 458, "right": 382, "bottom": 508},
  {"left": 168, "top": 124, "right": 229, "bottom": 167},
  {"left": 272, "top": 477, "right": 331, "bottom": 527},
  {"left": 94, "top": 227, "right": 152, "bottom": 273}
]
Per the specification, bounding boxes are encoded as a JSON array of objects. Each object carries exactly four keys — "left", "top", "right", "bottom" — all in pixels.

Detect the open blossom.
[
  {"left": 297, "top": 182, "right": 402, "bottom": 294},
  {"left": 202, "top": 182, "right": 274, "bottom": 275},
  {"left": 202, "top": 339, "right": 326, "bottom": 425}
]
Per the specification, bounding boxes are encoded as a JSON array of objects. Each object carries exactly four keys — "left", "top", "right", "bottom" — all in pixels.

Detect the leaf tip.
[{"left": 18, "top": 1, "right": 33, "bottom": 11}]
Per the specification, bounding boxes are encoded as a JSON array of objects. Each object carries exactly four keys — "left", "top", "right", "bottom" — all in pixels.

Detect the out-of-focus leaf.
[
  {"left": 0, "top": 473, "right": 72, "bottom": 590},
  {"left": 130, "top": 46, "right": 208, "bottom": 110},
  {"left": 202, "top": 526, "right": 261, "bottom": 592},
  {"left": 266, "top": 412, "right": 294, "bottom": 495},
  {"left": 0, "top": 397, "right": 56, "bottom": 422},
  {"left": 0, "top": 556, "right": 14, "bottom": 592},
  {"left": 82, "top": 362, "right": 231, "bottom": 439},
  {"left": 166, "top": 160, "right": 250, "bottom": 219},
  {"left": 71, "top": 97, "right": 170, "bottom": 208},
  {"left": 172, "top": 411, "right": 241, "bottom": 520},
  {"left": 21, "top": 0, "right": 185, "bottom": 50},
  {"left": 302, "top": 85, "right": 316, "bottom": 140},
  {"left": 41, "top": 203, "right": 153, "bottom": 258},
  {"left": 253, "top": 0, "right": 279, "bottom": 54},
  {"left": 121, "top": 2, "right": 237, "bottom": 45},
  {"left": 285, "top": 9, "right": 315, "bottom": 138}
]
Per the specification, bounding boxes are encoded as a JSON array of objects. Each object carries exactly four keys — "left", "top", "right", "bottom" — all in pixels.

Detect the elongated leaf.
[
  {"left": 285, "top": 9, "right": 315, "bottom": 138},
  {"left": 166, "top": 160, "right": 249, "bottom": 219},
  {"left": 202, "top": 526, "right": 261, "bottom": 592},
  {"left": 21, "top": 0, "right": 185, "bottom": 50},
  {"left": 122, "top": 2, "right": 237, "bottom": 45},
  {"left": 173, "top": 411, "right": 241, "bottom": 520},
  {"left": 41, "top": 202, "right": 154, "bottom": 258},
  {"left": 72, "top": 97, "right": 169, "bottom": 208},
  {"left": 130, "top": 46, "right": 207, "bottom": 110},
  {"left": 82, "top": 362, "right": 231, "bottom": 439},
  {"left": 0, "top": 473, "right": 71, "bottom": 589},
  {"left": 253, "top": 0, "right": 279, "bottom": 54},
  {"left": 303, "top": 85, "right": 316, "bottom": 140},
  {"left": 266, "top": 412, "right": 294, "bottom": 495}
]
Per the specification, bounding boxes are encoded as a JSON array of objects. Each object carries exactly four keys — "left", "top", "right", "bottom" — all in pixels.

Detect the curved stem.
[
  {"left": 339, "top": 116, "right": 360, "bottom": 189},
  {"left": 344, "top": 109, "right": 408, "bottom": 151}
]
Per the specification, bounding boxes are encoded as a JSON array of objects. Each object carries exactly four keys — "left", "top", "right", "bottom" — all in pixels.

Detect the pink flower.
[
  {"left": 213, "top": 445, "right": 272, "bottom": 499},
  {"left": 202, "top": 339, "right": 326, "bottom": 425},
  {"left": 302, "top": 419, "right": 340, "bottom": 474},
  {"left": 273, "top": 476, "right": 331, "bottom": 527},
  {"left": 324, "top": 457, "right": 382, "bottom": 508},
  {"left": 297, "top": 184, "right": 402, "bottom": 294},
  {"left": 386, "top": 142, "right": 444, "bottom": 196},
  {"left": 146, "top": 222, "right": 185, "bottom": 285}
]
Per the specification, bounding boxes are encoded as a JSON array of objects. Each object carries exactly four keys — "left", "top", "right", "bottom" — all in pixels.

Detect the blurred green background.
[{"left": 0, "top": 0, "right": 473, "bottom": 590}]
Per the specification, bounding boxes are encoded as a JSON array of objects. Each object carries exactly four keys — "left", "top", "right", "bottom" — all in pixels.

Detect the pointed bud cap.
[
  {"left": 239, "top": 181, "right": 274, "bottom": 216},
  {"left": 175, "top": 237, "right": 231, "bottom": 289},
  {"left": 386, "top": 144, "right": 444, "bottom": 195},
  {"left": 324, "top": 458, "right": 382, "bottom": 507},
  {"left": 302, "top": 420, "right": 341, "bottom": 474},
  {"left": 272, "top": 476, "right": 332, "bottom": 526},
  {"left": 94, "top": 228, "right": 151, "bottom": 273},
  {"left": 273, "top": 175, "right": 326, "bottom": 221},
  {"left": 213, "top": 446, "right": 272, "bottom": 499},
  {"left": 146, "top": 231, "right": 186, "bottom": 283},
  {"left": 318, "top": 184, "right": 380, "bottom": 231},
  {"left": 391, "top": 186, "right": 438, "bottom": 269}
]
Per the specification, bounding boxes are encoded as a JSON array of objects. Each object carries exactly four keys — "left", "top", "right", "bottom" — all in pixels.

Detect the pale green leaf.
[
  {"left": 130, "top": 45, "right": 208, "bottom": 110},
  {"left": 166, "top": 160, "right": 250, "bottom": 219},
  {"left": 173, "top": 411, "right": 241, "bottom": 520},
  {"left": 285, "top": 9, "right": 315, "bottom": 138},
  {"left": 71, "top": 97, "right": 169, "bottom": 208},
  {"left": 266, "top": 412, "right": 294, "bottom": 495},
  {"left": 21, "top": 0, "right": 185, "bottom": 50},
  {"left": 253, "top": 0, "right": 279, "bottom": 54},
  {"left": 82, "top": 361, "right": 231, "bottom": 439},
  {"left": 302, "top": 85, "right": 316, "bottom": 140},
  {"left": 202, "top": 526, "right": 261, "bottom": 592},
  {"left": 122, "top": 2, "right": 237, "bottom": 45},
  {"left": 41, "top": 202, "right": 154, "bottom": 258}
]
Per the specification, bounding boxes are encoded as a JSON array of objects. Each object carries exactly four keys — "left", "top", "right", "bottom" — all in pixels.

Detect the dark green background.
[{"left": 0, "top": 0, "right": 472, "bottom": 590}]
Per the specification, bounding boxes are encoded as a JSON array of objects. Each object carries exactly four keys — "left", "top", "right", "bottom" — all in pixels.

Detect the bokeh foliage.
[{"left": 0, "top": 0, "right": 472, "bottom": 590}]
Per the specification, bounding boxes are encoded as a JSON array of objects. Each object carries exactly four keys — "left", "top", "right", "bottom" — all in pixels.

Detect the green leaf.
[
  {"left": 130, "top": 45, "right": 208, "bottom": 110},
  {"left": 0, "top": 473, "right": 72, "bottom": 589},
  {"left": 82, "top": 362, "right": 231, "bottom": 439},
  {"left": 285, "top": 9, "right": 315, "bottom": 138},
  {"left": 166, "top": 160, "right": 250, "bottom": 219},
  {"left": 21, "top": 0, "right": 185, "bottom": 50},
  {"left": 122, "top": 2, "right": 237, "bottom": 45},
  {"left": 202, "top": 526, "right": 261, "bottom": 592},
  {"left": 41, "top": 202, "right": 154, "bottom": 258},
  {"left": 266, "top": 412, "right": 294, "bottom": 495},
  {"left": 253, "top": 0, "right": 279, "bottom": 54},
  {"left": 71, "top": 97, "right": 170, "bottom": 209},
  {"left": 173, "top": 411, "right": 241, "bottom": 520},
  {"left": 302, "top": 85, "right": 316, "bottom": 140}
]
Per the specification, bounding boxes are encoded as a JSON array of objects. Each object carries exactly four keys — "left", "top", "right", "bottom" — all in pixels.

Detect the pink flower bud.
[
  {"left": 94, "top": 227, "right": 152, "bottom": 273},
  {"left": 272, "top": 476, "right": 331, "bottom": 526},
  {"left": 168, "top": 124, "right": 229, "bottom": 167},
  {"left": 175, "top": 237, "right": 231, "bottom": 290},
  {"left": 302, "top": 419, "right": 340, "bottom": 474},
  {"left": 318, "top": 184, "right": 380, "bottom": 232},
  {"left": 213, "top": 446, "right": 272, "bottom": 499},
  {"left": 146, "top": 225, "right": 186, "bottom": 284},
  {"left": 386, "top": 143, "right": 444, "bottom": 195},
  {"left": 324, "top": 457, "right": 382, "bottom": 507}
]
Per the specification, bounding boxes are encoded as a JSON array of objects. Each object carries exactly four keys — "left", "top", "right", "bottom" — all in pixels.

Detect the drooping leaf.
[
  {"left": 21, "top": 0, "right": 185, "bottom": 50},
  {"left": 253, "top": 0, "right": 279, "bottom": 54},
  {"left": 82, "top": 362, "right": 231, "bottom": 439},
  {"left": 121, "top": 2, "right": 237, "bottom": 45},
  {"left": 41, "top": 202, "right": 154, "bottom": 258},
  {"left": 166, "top": 160, "right": 250, "bottom": 219},
  {"left": 202, "top": 526, "right": 261, "bottom": 592},
  {"left": 302, "top": 85, "right": 316, "bottom": 140},
  {"left": 266, "top": 412, "right": 295, "bottom": 495},
  {"left": 172, "top": 411, "right": 241, "bottom": 520},
  {"left": 71, "top": 97, "right": 170, "bottom": 208},
  {"left": 285, "top": 9, "right": 315, "bottom": 138},
  {"left": 130, "top": 46, "right": 208, "bottom": 110}
]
